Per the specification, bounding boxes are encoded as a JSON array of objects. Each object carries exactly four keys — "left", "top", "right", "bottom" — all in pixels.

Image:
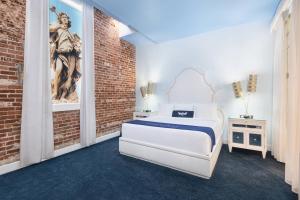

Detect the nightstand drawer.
[
  {"left": 232, "top": 131, "right": 244, "bottom": 144},
  {"left": 249, "top": 133, "right": 262, "bottom": 146}
]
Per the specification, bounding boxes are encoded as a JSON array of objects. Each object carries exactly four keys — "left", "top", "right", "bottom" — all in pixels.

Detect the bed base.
[{"left": 119, "top": 137, "right": 222, "bottom": 179}]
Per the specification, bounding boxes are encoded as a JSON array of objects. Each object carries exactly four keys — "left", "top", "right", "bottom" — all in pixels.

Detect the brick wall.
[
  {"left": 0, "top": 0, "right": 25, "bottom": 165},
  {"left": 94, "top": 9, "right": 136, "bottom": 137},
  {"left": 0, "top": 2, "right": 136, "bottom": 165},
  {"left": 53, "top": 111, "right": 80, "bottom": 150}
]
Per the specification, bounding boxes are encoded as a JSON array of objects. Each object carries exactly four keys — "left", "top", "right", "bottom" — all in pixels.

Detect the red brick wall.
[
  {"left": 0, "top": 0, "right": 25, "bottom": 165},
  {"left": 94, "top": 9, "right": 136, "bottom": 137},
  {"left": 0, "top": 3, "right": 136, "bottom": 165},
  {"left": 53, "top": 111, "right": 80, "bottom": 150}
]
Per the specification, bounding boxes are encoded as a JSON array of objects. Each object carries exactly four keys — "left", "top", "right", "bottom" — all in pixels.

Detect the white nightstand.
[
  {"left": 133, "top": 111, "right": 157, "bottom": 119},
  {"left": 228, "top": 118, "right": 267, "bottom": 159}
]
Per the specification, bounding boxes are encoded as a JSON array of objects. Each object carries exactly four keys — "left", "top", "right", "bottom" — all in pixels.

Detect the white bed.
[
  {"left": 119, "top": 68, "right": 224, "bottom": 178},
  {"left": 121, "top": 116, "right": 222, "bottom": 156}
]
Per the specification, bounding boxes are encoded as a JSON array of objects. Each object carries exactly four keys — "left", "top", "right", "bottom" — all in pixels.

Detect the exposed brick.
[
  {"left": 0, "top": 3, "right": 136, "bottom": 165},
  {"left": 94, "top": 9, "right": 135, "bottom": 137},
  {"left": 53, "top": 110, "right": 80, "bottom": 149},
  {"left": 0, "top": 0, "right": 25, "bottom": 165}
]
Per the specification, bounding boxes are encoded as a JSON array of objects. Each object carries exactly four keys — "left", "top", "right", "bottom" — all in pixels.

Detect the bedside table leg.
[
  {"left": 262, "top": 151, "right": 267, "bottom": 159},
  {"left": 229, "top": 145, "right": 232, "bottom": 153}
]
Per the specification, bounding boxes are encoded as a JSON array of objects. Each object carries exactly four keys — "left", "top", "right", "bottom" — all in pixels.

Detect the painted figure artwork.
[{"left": 49, "top": 0, "right": 82, "bottom": 104}]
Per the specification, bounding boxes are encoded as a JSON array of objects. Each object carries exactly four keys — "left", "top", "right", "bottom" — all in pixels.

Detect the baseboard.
[
  {"left": 0, "top": 161, "right": 21, "bottom": 175},
  {"left": 54, "top": 131, "right": 120, "bottom": 157},
  {"left": 0, "top": 131, "right": 120, "bottom": 175},
  {"left": 54, "top": 143, "right": 82, "bottom": 157},
  {"left": 96, "top": 131, "right": 120, "bottom": 143}
]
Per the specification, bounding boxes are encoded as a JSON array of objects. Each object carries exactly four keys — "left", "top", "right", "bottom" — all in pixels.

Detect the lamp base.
[
  {"left": 143, "top": 109, "right": 152, "bottom": 113},
  {"left": 240, "top": 114, "right": 253, "bottom": 119}
]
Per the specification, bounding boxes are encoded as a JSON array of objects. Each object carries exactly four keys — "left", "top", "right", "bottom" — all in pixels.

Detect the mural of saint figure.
[{"left": 49, "top": 6, "right": 81, "bottom": 103}]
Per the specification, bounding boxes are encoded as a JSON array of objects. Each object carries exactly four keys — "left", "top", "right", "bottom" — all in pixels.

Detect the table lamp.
[
  {"left": 140, "top": 82, "right": 156, "bottom": 112},
  {"left": 232, "top": 74, "right": 257, "bottom": 119}
]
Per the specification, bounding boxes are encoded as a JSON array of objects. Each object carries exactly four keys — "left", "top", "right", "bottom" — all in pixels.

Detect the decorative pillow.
[
  {"left": 194, "top": 103, "right": 218, "bottom": 120},
  {"left": 172, "top": 110, "right": 194, "bottom": 118},
  {"left": 158, "top": 104, "right": 174, "bottom": 117},
  {"left": 173, "top": 104, "right": 194, "bottom": 111}
]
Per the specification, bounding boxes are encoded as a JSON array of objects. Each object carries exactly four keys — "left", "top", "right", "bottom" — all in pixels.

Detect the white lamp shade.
[
  {"left": 147, "top": 82, "right": 155, "bottom": 95},
  {"left": 232, "top": 81, "right": 243, "bottom": 98},
  {"left": 247, "top": 74, "right": 257, "bottom": 93},
  {"left": 140, "top": 86, "right": 147, "bottom": 98}
]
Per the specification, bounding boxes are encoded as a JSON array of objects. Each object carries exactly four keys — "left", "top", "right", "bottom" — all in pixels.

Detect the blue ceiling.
[{"left": 93, "top": 0, "right": 280, "bottom": 44}]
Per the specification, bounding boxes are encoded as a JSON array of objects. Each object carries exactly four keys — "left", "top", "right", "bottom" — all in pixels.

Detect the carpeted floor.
[{"left": 0, "top": 138, "right": 297, "bottom": 200}]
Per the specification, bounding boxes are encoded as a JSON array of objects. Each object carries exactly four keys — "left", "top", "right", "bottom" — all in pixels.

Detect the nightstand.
[
  {"left": 228, "top": 118, "right": 267, "bottom": 159},
  {"left": 133, "top": 111, "right": 157, "bottom": 119}
]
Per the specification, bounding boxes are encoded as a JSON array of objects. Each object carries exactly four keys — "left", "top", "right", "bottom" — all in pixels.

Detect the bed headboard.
[
  {"left": 167, "top": 68, "right": 224, "bottom": 129},
  {"left": 167, "top": 68, "right": 215, "bottom": 104}
]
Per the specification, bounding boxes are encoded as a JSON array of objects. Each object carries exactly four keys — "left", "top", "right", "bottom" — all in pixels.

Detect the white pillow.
[
  {"left": 194, "top": 103, "right": 218, "bottom": 120},
  {"left": 173, "top": 104, "right": 194, "bottom": 111},
  {"left": 158, "top": 104, "right": 174, "bottom": 117}
]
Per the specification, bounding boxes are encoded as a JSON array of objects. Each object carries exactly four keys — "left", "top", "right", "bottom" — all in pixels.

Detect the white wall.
[{"left": 136, "top": 21, "right": 274, "bottom": 147}]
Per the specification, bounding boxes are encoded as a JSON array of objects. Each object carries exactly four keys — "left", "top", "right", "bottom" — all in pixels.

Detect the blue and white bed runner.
[{"left": 125, "top": 120, "right": 216, "bottom": 151}]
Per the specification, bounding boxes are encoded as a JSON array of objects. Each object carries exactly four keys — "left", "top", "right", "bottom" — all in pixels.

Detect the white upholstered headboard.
[
  {"left": 167, "top": 68, "right": 215, "bottom": 104},
  {"left": 166, "top": 68, "right": 224, "bottom": 128}
]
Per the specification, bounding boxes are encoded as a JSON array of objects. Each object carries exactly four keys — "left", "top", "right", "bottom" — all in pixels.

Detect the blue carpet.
[{"left": 0, "top": 138, "right": 297, "bottom": 200}]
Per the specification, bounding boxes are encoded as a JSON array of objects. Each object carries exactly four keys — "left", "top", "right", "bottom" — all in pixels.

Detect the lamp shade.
[
  {"left": 140, "top": 86, "right": 147, "bottom": 98},
  {"left": 147, "top": 82, "right": 155, "bottom": 95},
  {"left": 247, "top": 74, "right": 257, "bottom": 93},
  {"left": 232, "top": 81, "right": 243, "bottom": 98}
]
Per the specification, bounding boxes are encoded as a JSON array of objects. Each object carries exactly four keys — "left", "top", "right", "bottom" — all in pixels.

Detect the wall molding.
[
  {"left": 53, "top": 143, "right": 82, "bottom": 158},
  {"left": 52, "top": 103, "right": 80, "bottom": 112},
  {"left": 0, "top": 131, "right": 120, "bottom": 175},
  {"left": 95, "top": 131, "right": 120, "bottom": 143},
  {"left": 270, "top": 0, "right": 292, "bottom": 32},
  {"left": 0, "top": 161, "right": 21, "bottom": 176}
]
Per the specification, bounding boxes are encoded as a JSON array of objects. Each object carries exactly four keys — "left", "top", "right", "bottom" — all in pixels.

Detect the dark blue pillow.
[{"left": 172, "top": 110, "right": 194, "bottom": 118}]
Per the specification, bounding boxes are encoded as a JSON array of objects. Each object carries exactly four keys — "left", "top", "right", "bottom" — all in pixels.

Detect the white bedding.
[{"left": 121, "top": 116, "right": 222, "bottom": 156}]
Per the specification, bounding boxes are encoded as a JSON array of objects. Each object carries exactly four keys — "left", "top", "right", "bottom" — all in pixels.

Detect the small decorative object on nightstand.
[
  {"left": 133, "top": 111, "right": 157, "bottom": 119},
  {"left": 228, "top": 118, "right": 267, "bottom": 159}
]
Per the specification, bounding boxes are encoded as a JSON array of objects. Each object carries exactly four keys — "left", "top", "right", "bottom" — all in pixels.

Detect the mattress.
[{"left": 121, "top": 116, "right": 222, "bottom": 156}]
